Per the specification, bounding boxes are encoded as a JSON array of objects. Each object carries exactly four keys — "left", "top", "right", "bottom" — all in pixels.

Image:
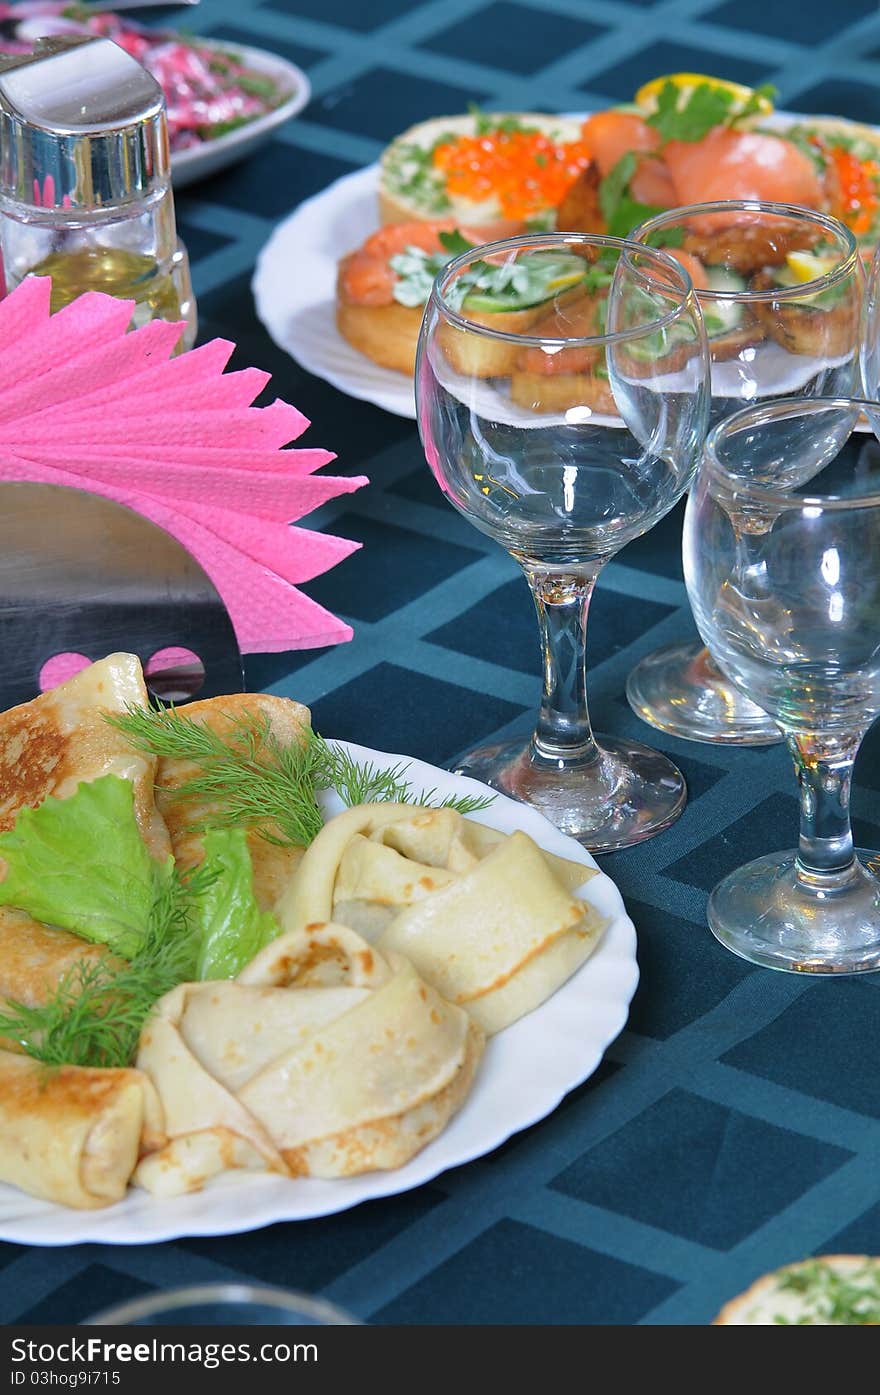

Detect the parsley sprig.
[
  {"left": 597, "top": 153, "right": 682, "bottom": 241},
  {"left": 646, "top": 79, "right": 778, "bottom": 144}
]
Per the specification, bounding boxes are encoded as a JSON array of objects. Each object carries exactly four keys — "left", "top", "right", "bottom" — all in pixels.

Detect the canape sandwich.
[
  {"left": 714, "top": 1255, "right": 880, "bottom": 1325},
  {"left": 336, "top": 223, "right": 589, "bottom": 377},
  {"left": 379, "top": 112, "right": 589, "bottom": 234}
]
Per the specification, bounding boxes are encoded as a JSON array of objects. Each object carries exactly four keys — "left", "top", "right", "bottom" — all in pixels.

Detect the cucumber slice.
[
  {"left": 702, "top": 268, "right": 746, "bottom": 338},
  {"left": 462, "top": 283, "right": 576, "bottom": 312},
  {"left": 458, "top": 254, "right": 585, "bottom": 313}
]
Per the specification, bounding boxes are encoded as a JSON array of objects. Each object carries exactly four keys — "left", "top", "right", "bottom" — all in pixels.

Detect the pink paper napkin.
[{"left": 0, "top": 278, "right": 369, "bottom": 651}]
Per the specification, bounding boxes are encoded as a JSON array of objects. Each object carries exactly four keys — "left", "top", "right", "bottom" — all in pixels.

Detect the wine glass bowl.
[
  {"left": 684, "top": 396, "right": 880, "bottom": 974},
  {"left": 624, "top": 201, "right": 865, "bottom": 746},
  {"left": 416, "top": 233, "right": 710, "bottom": 851}
]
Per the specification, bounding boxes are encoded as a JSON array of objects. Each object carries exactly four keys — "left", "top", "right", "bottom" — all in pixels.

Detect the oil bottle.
[{"left": 0, "top": 34, "right": 196, "bottom": 347}]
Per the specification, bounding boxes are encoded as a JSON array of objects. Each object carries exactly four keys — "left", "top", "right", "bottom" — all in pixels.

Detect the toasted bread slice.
[
  {"left": 682, "top": 221, "right": 821, "bottom": 274},
  {"left": 0, "top": 653, "right": 170, "bottom": 862},
  {"left": 438, "top": 303, "right": 552, "bottom": 378},
  {"left": 714, "top": 1255, "right": 880, "bottom": 1325},
  {"left": 509, "top": 370, "right": 617, "bottom": 416},
  {"left": 336, "top": 291, "right": 423, "bottom": 376},
  {"left": 154, "top": 693, "right": 312, "bottom": 909},
  {"left": 750, "top": 269, "right": 860, "bottom": 358},
  {"left": 379, "top": 113, "right": 584, "bottom": 227}
]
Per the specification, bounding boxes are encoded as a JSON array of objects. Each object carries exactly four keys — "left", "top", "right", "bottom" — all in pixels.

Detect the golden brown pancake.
[
  {"left": 0, "top": 1049, "right": 164, "bottom": 1208},
  {"left": 154, "top": 693, "right": 312, "bottom": 909},
  {"left": 0, "top": 906, "right": 117, "bottom": 1012},
  {"left": 0, "top": 652, "right": 170, "bottom": 861}
]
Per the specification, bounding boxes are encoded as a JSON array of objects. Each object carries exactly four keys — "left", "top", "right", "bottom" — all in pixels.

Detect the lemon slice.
[
  {"left": 546, "top": 270, "right": 585, "bottom": 293},
  {"left": 636, "top": 73, "right": 774, "bottom": 120},
  {"left": 785, "top": 250, "right": 838, "bottom": 283}
]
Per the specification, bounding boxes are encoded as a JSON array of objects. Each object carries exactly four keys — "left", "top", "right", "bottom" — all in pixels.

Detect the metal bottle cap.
[{"left": 0, "top": 35, "right": 170, "bottom": 211}]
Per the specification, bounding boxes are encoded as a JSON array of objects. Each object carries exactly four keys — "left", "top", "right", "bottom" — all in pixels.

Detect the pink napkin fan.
[{"left": 0, "top": 276, "right": 368, "bottom": 652}]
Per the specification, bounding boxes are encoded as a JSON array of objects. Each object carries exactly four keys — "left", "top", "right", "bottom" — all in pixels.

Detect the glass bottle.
[{"left": 0, "top": 34, "right": 196, "bottom": 348}]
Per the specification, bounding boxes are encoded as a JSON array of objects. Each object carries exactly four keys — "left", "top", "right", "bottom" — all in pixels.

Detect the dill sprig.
[
  {"left": 0, "top": 868, "right": 205, "bottom": 1070},
  {"left": 314, "top": 737, "right": 495, "bottom": 815},
  {"left": 106, "top": 704, "right": 325, "bottom": 848},
  {"left": 773, "top": 1260, "right": 880, "bottom": 1325},
  {"left": 106, "top": 706, "right": 494, "bottom": 843}
]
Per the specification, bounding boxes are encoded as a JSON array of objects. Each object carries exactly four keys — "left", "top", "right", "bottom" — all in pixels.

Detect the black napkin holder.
[{"left": 0, "top": 482, "right": 244, "bottom": 710}]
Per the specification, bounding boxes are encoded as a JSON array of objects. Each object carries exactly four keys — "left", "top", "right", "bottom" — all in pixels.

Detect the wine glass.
[
  {"left": 684, "top": 395, "right": 880, "bottom": 974},
  {"left": 861, "top": 239, "right": 880, "bottom": 402},
  {"left": 416, "top": 232, "right": 710, "bottom": 851},
  {"left": 625, "top": 201, "right": 865, "bottom": 745},
  {"left": 87, "top": 1283, "right": 358, "bottom": 1324}
]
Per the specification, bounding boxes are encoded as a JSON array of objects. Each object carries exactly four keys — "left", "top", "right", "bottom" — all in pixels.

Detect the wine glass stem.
[
  {"left": 787, "top": 731, "right": 861, "bottom": 882},
  {"left": 523, "top": 563, "right": 601, "bottom": 767}
]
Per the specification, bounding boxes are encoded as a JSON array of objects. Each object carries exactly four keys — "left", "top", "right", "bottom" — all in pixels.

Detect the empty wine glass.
[
  {"left": 87, "top": 1283, "right": 358, "bottom": 1324},
  {"left": 860, "top": 238, "right": 880, "bottom": 402},
  {"left": 684, "top": 395, "right": 880, "bottom": 973},
  {"left": 416, "top": 233, "right": 710, "bottom": 851},
  {"left": 626, "top": 201, "right": 864, "bottom": 745}
]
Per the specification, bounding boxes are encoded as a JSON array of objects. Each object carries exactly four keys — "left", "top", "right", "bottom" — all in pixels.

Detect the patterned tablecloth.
[{"left": 3, "top": 0, "right": 880, "bottom": 1329}]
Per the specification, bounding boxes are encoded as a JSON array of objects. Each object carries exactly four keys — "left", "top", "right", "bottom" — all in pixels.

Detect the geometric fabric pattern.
[{"left": 3, "top": 0, "right": 880, "bottom": 1326}]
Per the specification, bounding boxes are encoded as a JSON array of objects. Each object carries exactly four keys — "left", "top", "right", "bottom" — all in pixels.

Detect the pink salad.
[{"left": 0, "top": 3, "right": 293, "bottom": 150}]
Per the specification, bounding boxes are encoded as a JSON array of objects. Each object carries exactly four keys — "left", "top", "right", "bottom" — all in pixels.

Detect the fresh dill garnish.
[
  {"left": 107, "top": 705, "right": 495, "bottom": 836},
  {"left": 312, "top": 736, "right": 495, "bottom": 815},
  {"left": 771, "top": 1260, "right": 880, "bottom": 1325},
  {"left": 0, "top": 867, "right": 206, "bottom": 1069},
  {"left": 106, "top": 704, "right": 325, "bottom": 848}
]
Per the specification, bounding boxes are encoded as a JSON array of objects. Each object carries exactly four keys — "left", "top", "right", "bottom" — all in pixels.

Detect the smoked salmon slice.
[
  {"left": 664, "top": 128, "right": 824, "bottom": 209},
  {"left": 581, "top": 110, "right": 660, "bottom": 175}
]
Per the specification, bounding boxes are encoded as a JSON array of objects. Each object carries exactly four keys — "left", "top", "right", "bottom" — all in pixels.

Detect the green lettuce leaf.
[
  {"left": 192, "top": 827, "right": 281, "bottom": 980},
  {"left": 0, "top": 775, "right": 172, "bottom": 959}
]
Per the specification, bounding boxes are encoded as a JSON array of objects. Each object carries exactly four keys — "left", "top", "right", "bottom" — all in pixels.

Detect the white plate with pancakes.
[{"left": 0, "top": 739, "right": 637, "bottom": 1246}]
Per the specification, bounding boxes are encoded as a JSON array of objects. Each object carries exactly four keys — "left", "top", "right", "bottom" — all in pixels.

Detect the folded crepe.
[
  {"left": 277, "top": 804, "right": 606, "bottom": 1034},
  {"left": 135, "top": 922, "right": 483, "bottom": 1196},
  {"left": 154, "top": 692, "right": 312, "bottom": 909},
  {"left": 0, "top": 906, "right": 116, "bottom": 1012},
  {"left": 0, "top": 652, "right": 170, "bottom": 861},
  {"left": 0, "top": 1049, "right": 164, "bottom": 1209}
]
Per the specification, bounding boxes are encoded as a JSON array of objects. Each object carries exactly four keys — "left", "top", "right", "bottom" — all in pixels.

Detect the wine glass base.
[
  {"left": 626, "top": 641, "right": 782, "bottom": 746},
  {"left": 452, "top": 733, "right": 686, "bottom": 853},
  {"left": 708, "top": 849, "right": 880, "bottom": 974}
]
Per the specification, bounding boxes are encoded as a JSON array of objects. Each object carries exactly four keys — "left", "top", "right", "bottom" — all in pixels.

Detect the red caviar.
[
  {"left": 432, "top": 129, "right": 593, "bottom": 220},
  {"left": 828, "top": 144, "right": 879, "bottom": 236}
]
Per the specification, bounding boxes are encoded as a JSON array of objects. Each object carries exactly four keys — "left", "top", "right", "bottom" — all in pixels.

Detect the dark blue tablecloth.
[{"left": 3, "top": 0, "right": 880, "bottom": 1328}]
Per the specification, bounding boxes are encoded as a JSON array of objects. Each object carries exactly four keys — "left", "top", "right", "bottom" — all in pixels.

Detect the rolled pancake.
[
  {"left": 0, "top": 908, "right": 122, "bottom": 1054},
  {"left": 0, "top": 906, "right": 116, "bottom": 1011},
  {"left": 154, "top": 693, "right": 312, "bottom": 909},
  {"left": 277, "top": 804, "right": 606, "bottom": 1033},
  {"left": 135, "top": 923, "right": 483, "bottom": 1195},
  {"left": 0, "top": 1049, "right": 164, "bottom": 1209},
  {"left": 0, "top": 652, "right": 170, "bottom": 861}
]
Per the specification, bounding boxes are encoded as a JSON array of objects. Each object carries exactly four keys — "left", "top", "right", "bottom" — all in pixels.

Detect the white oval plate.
[
  {"left": 252, "top": 108, "right": 864, "bottom": 418},
  {"left": 171, "top": 42, "right": 311, "bottom": 189},
  {"left": 0, "top": 740, "right": 637, "bottom": 1246}
]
